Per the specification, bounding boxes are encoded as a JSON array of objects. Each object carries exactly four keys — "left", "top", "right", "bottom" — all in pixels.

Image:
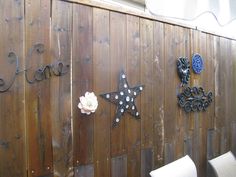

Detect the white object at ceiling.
[{"left": 146, "top": 0, "right": 236, "bottom": 39}]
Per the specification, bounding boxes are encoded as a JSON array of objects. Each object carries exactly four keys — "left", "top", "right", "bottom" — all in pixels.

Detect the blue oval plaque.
[{"left": 192, "top": 54, "right": 203, "bottom": 74}]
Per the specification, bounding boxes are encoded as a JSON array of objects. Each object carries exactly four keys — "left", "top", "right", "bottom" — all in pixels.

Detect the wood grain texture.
[
  {"left": 231, "top": 123, "right": 236, "bottom": 155},
  {"left": 0, "top": 0, "right": 26, "bottom": 177},
  {"left": 93, "top": 8, "right": 111, "bottom": 177},
  {"left": 215, "top": 37, "right": 227, "bottom": 129},
  {"left": 152, "top": 21, "right": 165, "bottom": 168},
  {"left": 0, "top": 1, "right": 235, "bottom": 177},
  {"left": 190, "top": 30, "right": 208, "bottom": 177},
  {"left": 220, "top": 127, "right": 227, "bottom": 154},
  {"left": 72, "top": 4, "right": 94, "bottom": 166},
  {"left": 126, "top": 15, "right": 141, "bottom": 177},
  {"left": 181, "top": 27, "right": 192, "bottom": 162},
  {"left": 140, "top": 18, "right": 154, "bottom": 149},
  {"left": 206, "top": 128, "right": 220, "bottom": 177},
  {"left": 112, "top": 155, "right": 127, "bottom": 177},
  {"left": 229, "top": 41, "right": 236, "bottom": 154},
  {"left": 175, "top": 27, "right": 190, "bottom": 160},
  {"left": 184, "top": 136, "right": 193, "bottom": 157},
  {"left": 214, "top": 36, "right": 221, "bottom": 129},
  {"left": 207, "top": 129, "right": 220, "bottom": 160},
  {"left": 215, "top": 37, "right": 231, "bottom": 155},
  {"left": 225, "top": 39, "right": 233, "bottom": 152},
  {"left": 163, "top": 24, "right": 177, "bottom": 163},
  {"left": 110, "top": 11, "right": 127, "bottom": 157},
  {"left": 74, "top": 164, "right": 94, "bottom": 177},
  {"left": 25, "top": 0, "right": 53, "bottom": 176},
  {"left": 207, "top": 129, "right": 219, "bottom": 177},
  {"left": 141, "top": 148, "right": 153, "bottom": 177},
  {"left": 51, "top": 1, "right": 73, "bottom": 176},
  {"left": 205, "top": 34, "right": 215, "bottom": 130},
  {"left": 164, "top": 142, "right": 175, "bottom": 164},
  {"left": 232, "top": 40, "right": 236, "bottom": 155},
  {"left": 232, "top": 41, "right": 236, "bottom": 127},
  {"left": 164, "top": 24, "right": 176, "bottom": 141}
]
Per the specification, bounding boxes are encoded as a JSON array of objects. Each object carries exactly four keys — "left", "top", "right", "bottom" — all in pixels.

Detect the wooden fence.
[{"left": 0, "top": 0, "right": 236, "bottom": 177}]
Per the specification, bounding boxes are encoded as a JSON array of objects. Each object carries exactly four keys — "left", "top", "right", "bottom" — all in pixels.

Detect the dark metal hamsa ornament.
[{"left": 177, "top": 57, "right": 190, "bottom": 86}]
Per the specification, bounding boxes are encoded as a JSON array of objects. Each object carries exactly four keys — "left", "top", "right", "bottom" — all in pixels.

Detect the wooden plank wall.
[
  {"left": 0, "top": 0, "right": 235, "bottom": 177},
  {"left": 25, "top": 1, "right": 53, "bottom": 176},
  {"left": 0, "top": 1, "right": 26, "bottom": 177}
]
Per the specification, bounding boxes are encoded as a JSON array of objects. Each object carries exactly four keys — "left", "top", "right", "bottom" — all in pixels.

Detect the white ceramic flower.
[{"left": 78, "top": 92, "right": 98, "bottom": 115}]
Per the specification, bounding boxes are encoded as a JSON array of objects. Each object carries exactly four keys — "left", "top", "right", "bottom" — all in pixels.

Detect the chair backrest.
[
  {"left": 149, "top": 155, "right": 197, "bottom": 177},
  {"left": 208, "top": 151, "right": 236, "bottom": 177}
]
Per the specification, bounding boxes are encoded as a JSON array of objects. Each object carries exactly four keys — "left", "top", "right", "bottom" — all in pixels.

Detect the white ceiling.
[{"left": 146, "top": 0, "right": 236, "bottom": 39}]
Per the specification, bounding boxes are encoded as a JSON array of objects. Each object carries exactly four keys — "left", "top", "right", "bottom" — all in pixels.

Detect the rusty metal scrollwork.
[
  {"left": 0, "top": 52, "right": 19, "bottom": 93},
  {"left": 25, "top": 43, "right": 70, "bottom": 84},
  {"left": 177, "top": 86, "right": 213, "bottom": 113},
  {"left": 0, "top": 43, "right": 70, "bottom": 93}
]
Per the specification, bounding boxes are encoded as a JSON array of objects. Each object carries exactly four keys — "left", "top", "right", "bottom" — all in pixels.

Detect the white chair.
[
  {"left": 150, "top": 155, "right": 197, "bottom": 177},
  {"left": 208, "top": 151, "right": 236, "bottom": 177}
]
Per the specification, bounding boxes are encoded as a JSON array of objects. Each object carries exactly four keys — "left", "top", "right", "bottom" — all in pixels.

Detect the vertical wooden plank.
[
  {"left": 190, "top": 30, "right": 209, "bottom": 177},
  {"left": 232, "top": 40, "right": 236, "bottom": 125},
  {"left": 214, "top": 36, "right": 221, "bottom": 129},
  {"left": 175, "top": 27, "right": 190, "bottom": 159},
  {"left": 174, "top": 26, "right": 183, "bottom": 160},
  {"left": 215, "top": 37, "right": 230, "bottom": 154},
  {"left": 189, "top": 30, "right": 198, "bottom": 135},
  {"left": 216, "top": 38, "right": 232, "bottom": 154},
  {"left": 215, "top": 37, "right": 227, "bottom": 130},
  {"left": 110, "top": 11, "right": 126, "bottom": 156},
  {"left": 25, "top": 0, "right": 53, "bottom": 176},
  {"left": 231, "top": 123, "right": 236, "bottom": 155},
  {"left": 199, "top": 32, "right": 208, "bottom": 177},
  {"left": 0, "top": 0, "right": 26, "bottom": 177},
  {"left": 164, "top": 143, "right": 175, "bottom": 164},
  {"left": 51, "top": 1, "right": 73, "bottom": 176},
  {"left": 153, "top": 21, "right": 165, "bottom": 169},
  {"left": 140, "top": 18, "right": 154, "bottom": 149},
  {"left": 187, "top": 30, "right": 195, "bottom": 133},
  {"left": 164, "top": 24, "right": 176, "bottom": 163},
  {"left": 72, "top": 4, "right": 94, "bottom": 166},
  {"left": 228, "top": 40, "right": 236, "bottom": 155},
  {"left": 213, "top": 36, "right": 217, "bottom": 130},
  {"left": 225, "top": 39, "right": 232, "bottom": 152},
  {"left": 141, "top": 148, "right": 153, "bottom": 177},
  {"left": 206, "top": 128, "right": 220, "bottom": 177},
  {"left": 190, "top": 29, "right": 199, "bottom": 174},
  {"left": 74, "top": 164, "right": 94, "bottom": 177},
  {"left": 220, "top": 127, "right": 227, "bottom": 153},
  {"left": 206, "top": 34, "right": 215, "bottom": 130},
  {"left": 232, "top": 40, "right": 236, "bottom": 155},
  {"left": 192, "top": 114, "right": 200, "bottom": 172},
  {"left": 184, "top": 137, "right": 193, "bottom": 157},
  {"left": 111, "top": 155, "right": 127, "bottom": 177},
  {"left": 126, "top": 15, "right": 141, "bottom": 177},
  {"left": 181, "top": 27, "right": 192, "bottom": 162},
  {"left": 213, "top": 36, "right": 221, "bottom": 162},
  {"left": 212, "top": 36, "right": 225, "bottom": 177},
  {"left": 93, "top": 8, "right": 111, "bottom": 177},
  {"left": 207, "top": 129, "right": 216, "bottom": 177},
  {"left": 207, "top": 129, "right": 220, "bottom": 160}
]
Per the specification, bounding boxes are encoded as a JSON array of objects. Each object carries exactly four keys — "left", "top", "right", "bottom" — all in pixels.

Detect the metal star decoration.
[{"left": 100, "top": 70, "right": 144, "bottom": 127}]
